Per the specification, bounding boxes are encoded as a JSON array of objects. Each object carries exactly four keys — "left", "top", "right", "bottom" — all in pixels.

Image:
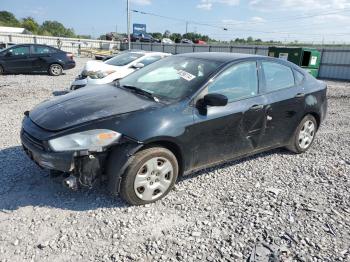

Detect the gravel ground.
[{"left": 0, "top": 58, "right": 349, "bottom": 262}]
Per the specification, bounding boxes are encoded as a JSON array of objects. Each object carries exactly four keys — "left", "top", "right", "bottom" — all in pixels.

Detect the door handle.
[
  {"left": 295, "top": 93, "right": 305, "bottom": 98},
  {"left": 250, "top": 104, "right": 264, "bottom": 110}
]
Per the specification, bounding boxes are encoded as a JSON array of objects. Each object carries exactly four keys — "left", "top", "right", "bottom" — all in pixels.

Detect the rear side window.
[
  {"left": 208, "top": 61, "right": 258, "bottom": 102},
  {"left": 33, "top": 45, "right": 57, "bottom": 54},
  {"left": 294, "top": 70, "right": 305, "bottom": 85},
  {"left": 138, "top": 56, "right": 162, "bottom": 66},
  {"left": 262, "top": 61, "right": 295, "bottom": 92}
]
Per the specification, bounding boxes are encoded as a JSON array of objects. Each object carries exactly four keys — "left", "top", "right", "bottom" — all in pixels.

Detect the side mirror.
[
  {"left": 132, "top": 62, "right": 144, "bottom": 69},
  {"left": 5, "top": 51, "right": 12, "bottom": 57},
  {"left": 203, "top": 93, "right": 228, "bottom": 107}
]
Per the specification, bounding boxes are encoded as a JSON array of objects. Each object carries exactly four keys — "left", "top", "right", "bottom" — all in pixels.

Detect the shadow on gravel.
[
  {"left": 52, "top": 90, "right": 69, "bottom": 96},
  {"left": 180, "top": 148, "right": 295, "bottom": 182},
  {"left": 0, "top": 146, "right": 127, "bottom": 212},
  {"left": 0, "top": 146, "right": 294, "bottom": 212},
  {"left": 2, "top": 72, "right": 67, "bottom": 76}
]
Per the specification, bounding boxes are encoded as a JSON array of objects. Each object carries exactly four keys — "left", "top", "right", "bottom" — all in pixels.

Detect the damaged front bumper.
[
  {"left": 21, "top": 130, "right": 75, "bottom": 172},
  {"left": 21, "top": 129, "right": 108, "bottom": 188}
]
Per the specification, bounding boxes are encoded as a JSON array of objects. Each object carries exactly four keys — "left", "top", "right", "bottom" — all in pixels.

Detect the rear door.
[
  {"left": 259, "top": 60, "right": 306, "bottom": 147},
  {"left": 1, "top": 45, "right": 32, "bottom": 72},
  {"left": 191, "top": 60, "right": 266, "bottom": 168},
  {"left": 31, "top": 45, "right": 57, "bottom": 71}
]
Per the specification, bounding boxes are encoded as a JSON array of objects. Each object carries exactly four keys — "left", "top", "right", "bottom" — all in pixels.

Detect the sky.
[{"left": 2, "top": 0, "right": 350, "bottom": 43}]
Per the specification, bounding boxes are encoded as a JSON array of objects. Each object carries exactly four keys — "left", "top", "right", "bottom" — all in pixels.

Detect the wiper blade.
[{"left": 121, "top": 85, "right": 159, "bottom": 102}]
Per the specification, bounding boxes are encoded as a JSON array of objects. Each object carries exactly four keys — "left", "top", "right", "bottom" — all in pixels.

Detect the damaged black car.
[{"left": 21, "top": 52, "right": 327, "bottom": 205}]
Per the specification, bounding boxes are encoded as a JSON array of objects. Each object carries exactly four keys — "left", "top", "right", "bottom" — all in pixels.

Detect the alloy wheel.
[{"left": 50, "top": 64, "right": 62, "bottom": 76}]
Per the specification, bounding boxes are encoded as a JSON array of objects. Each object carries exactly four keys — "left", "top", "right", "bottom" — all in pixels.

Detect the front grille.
[{"left": 21, "top": 130, "right": 45, "bottom": 151}]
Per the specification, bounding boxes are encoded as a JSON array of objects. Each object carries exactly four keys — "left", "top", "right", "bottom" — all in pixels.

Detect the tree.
[
  {"left": 0, "top": 11, "right": 20, "bottom": 27},
  {"left": 40, "top": 20, "right": 75, "bottom": 37},
  {"left": 247, "top": 36, "right": 254, "bottom": 43},
  {"left": 163, "top": 30, "right": 171, "bottom": 38},
  {"left": 151, "top": 32, "right": 162, "bottom": 40},
  {"left": 21, "top": 17, "right": 39, "bottom": 34},
  {"left": 170, "top": 33, "right": 182, "bottom": 43}
]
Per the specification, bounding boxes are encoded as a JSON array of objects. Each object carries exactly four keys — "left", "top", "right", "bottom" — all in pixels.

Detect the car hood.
[{"left": 29, "top": 85, "right": 158, "bottom": 131}]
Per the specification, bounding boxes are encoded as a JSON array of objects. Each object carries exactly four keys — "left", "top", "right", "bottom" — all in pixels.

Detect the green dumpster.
[{"left": 268, "top": 47, "right": 321, "bottom": 78}]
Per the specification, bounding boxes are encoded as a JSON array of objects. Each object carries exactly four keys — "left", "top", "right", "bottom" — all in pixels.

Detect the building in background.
[{"left": 0, "top": 26, "right": 32, "bottom": 34}]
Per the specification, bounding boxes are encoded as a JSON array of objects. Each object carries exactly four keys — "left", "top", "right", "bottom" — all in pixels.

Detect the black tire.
[
  {"left": 117, "top": 147, "right": 179, "bottom": 205},
  {"left": 48, "top": 63, "right": 63, "bottom": 76},
  {"left": 0, "top": 65, "right": 4, "bottom": 75},
  {"left": 287, "top": 114, "right": 318, "bottom": 154}
]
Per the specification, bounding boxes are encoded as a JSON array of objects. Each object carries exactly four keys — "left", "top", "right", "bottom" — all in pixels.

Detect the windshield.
[
  {"left": 105, "top": 52, "right": 144, "bottom": 66},
  {"left": 119, "top": 56, "right": 222, "bottom": 100}
]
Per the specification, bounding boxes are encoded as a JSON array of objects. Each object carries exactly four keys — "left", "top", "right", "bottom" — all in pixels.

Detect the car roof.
[{"left": 176, "top": 52, "right": 263, "bottom": 63}]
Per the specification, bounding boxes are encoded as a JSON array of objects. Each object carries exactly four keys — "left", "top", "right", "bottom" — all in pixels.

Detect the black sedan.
[
  {"left": 20, "top": 52, "right": 327, "bottom": 205},
  {"left": 0, "top": 44, "right": 75, "bottom": 76}
]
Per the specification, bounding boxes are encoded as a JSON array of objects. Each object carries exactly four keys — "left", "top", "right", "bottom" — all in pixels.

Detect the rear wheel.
[
  {"left": 118, "top": 147, "right": 178, "bottom": 205},
  {"left": 48, "top": 63, "right": 63, "bottom": 76},
  {"left": 287, "top": 115, "right": 317, "bottom": 153}
]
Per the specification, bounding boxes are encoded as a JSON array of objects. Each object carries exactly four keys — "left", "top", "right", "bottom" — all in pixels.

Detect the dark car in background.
[
  {"left": 20, "top": 53, "right": 327, "bottom": 205},
  {"left": 131, "top": 33, "right": 159, "bottom": 43},
  {"left": 0, "top": 44, "right": 75, "bottom": 76}
]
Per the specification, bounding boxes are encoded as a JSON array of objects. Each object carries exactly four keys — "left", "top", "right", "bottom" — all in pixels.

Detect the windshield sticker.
[{"left": 177, "top": 70, "right": 196, "bottom": 81}]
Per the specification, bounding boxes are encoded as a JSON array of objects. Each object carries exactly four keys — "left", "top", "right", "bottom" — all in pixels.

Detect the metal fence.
[
  {"left": 1, "top": 33, "right": 349, "bottom": 81},
  {"left": 0, "top": 33, "right": 120, "bottom": 54},
  {"left": 121, "top": 42, "right": 350, "bottom": 81}
]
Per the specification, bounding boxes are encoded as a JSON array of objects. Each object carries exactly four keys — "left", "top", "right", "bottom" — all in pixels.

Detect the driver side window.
[{"left": 208, "top": 61, "right": 258, "bottom": 103}]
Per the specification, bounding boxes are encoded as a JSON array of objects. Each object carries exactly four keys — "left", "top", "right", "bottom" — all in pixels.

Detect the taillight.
[{"left": 66, "top": 53, "right": 74, "bottom": 60}]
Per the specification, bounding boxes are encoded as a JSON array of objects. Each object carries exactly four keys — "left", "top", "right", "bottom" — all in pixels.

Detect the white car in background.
[
  {"left": 70, "top": 50, "right": 171, "bottom": 90},
  {"left": 161, "top": 38, "right": 174, "bottom": 44}
]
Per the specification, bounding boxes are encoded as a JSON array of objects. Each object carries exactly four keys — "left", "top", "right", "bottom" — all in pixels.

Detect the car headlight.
[
  {"left": 89, "top": 70, "right": 116, "bottom": 79},
  {"left": 48, "top": 129, "right": 121, "bottom": 152}
]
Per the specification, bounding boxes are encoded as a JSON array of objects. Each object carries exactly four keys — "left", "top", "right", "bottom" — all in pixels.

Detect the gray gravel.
[{"left": 0, "top": 58, "right": 349, "bottom": 262}]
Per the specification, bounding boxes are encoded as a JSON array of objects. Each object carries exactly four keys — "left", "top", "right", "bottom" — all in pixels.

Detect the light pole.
[{"left": 127, "top": 0, "right": 131, "bottom": 50}]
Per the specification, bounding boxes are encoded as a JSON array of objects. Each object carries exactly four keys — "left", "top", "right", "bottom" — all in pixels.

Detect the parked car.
[
  {"left": 161, "top": 38, "right": 174, "bottom": 45},
  {"left": 194, "top": 40, "right": 207, "bottom": 45},
  {"left": 131, "top": 33, "right": 157, "bottom": 43},
  {"left": 70, "top": 51, "right": 171, "bottom": 90},
  {"left": 0, "top": 44, "right": 75, "bottom": 76},
  {"left": 21, "top": 52, "right": 327, "bottom": 205},
  {"left": 181, "top": 39, "right": 194, "bottom": 44}
]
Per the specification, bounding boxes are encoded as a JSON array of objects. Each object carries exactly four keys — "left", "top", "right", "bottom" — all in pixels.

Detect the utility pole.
[
  {"left": 127, "top": 0, "right": 131, "bottom": 50},
  {"left": 185, "top": 21, "right": 189, "bottom": 34}
]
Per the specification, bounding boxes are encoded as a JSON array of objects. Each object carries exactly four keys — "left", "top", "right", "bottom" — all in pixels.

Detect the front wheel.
[
  {"left": 48, "top": 63, "right": 63, "bottom": 76},
  {"left": 287, "top": 115, "right": 318, "bottom": 154},
  {"left": 0, "top": 65, "right": 4, "bottom": 75},
  {"left": 118, "top": 147, "right": 178, "bottom": 205}
]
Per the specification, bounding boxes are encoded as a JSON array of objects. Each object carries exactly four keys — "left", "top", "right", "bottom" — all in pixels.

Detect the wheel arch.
[
  {"left": 304, "top": 111, "right": 321, "bottom": 129},
  {"left": 138, "top": 139, "right": 185, "bottom": 177},
  {"left": 48, "top": 61, "right": 64, "bottom": 70}
]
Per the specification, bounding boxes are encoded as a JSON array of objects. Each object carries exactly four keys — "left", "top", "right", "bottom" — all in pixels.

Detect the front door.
[
  {"left": 190, "top": 61, "right": 266, "bottom": 169},
  {"left": 2, "top": 45, "right": 32, "bottom": 72}
]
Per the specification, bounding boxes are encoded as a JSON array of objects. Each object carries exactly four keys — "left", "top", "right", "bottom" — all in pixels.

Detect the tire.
[
  {"left": 48, "top": 63, "right": 63, "bottom": 76},
  {"left": 0, "top": 65, "right": 4, "bottom": 75},
  {"left": 118, "top": 147, "right": 178, "bottom": 205},
  {"left": 287, "top": 114, "right": 318, "bottom": 154}
]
